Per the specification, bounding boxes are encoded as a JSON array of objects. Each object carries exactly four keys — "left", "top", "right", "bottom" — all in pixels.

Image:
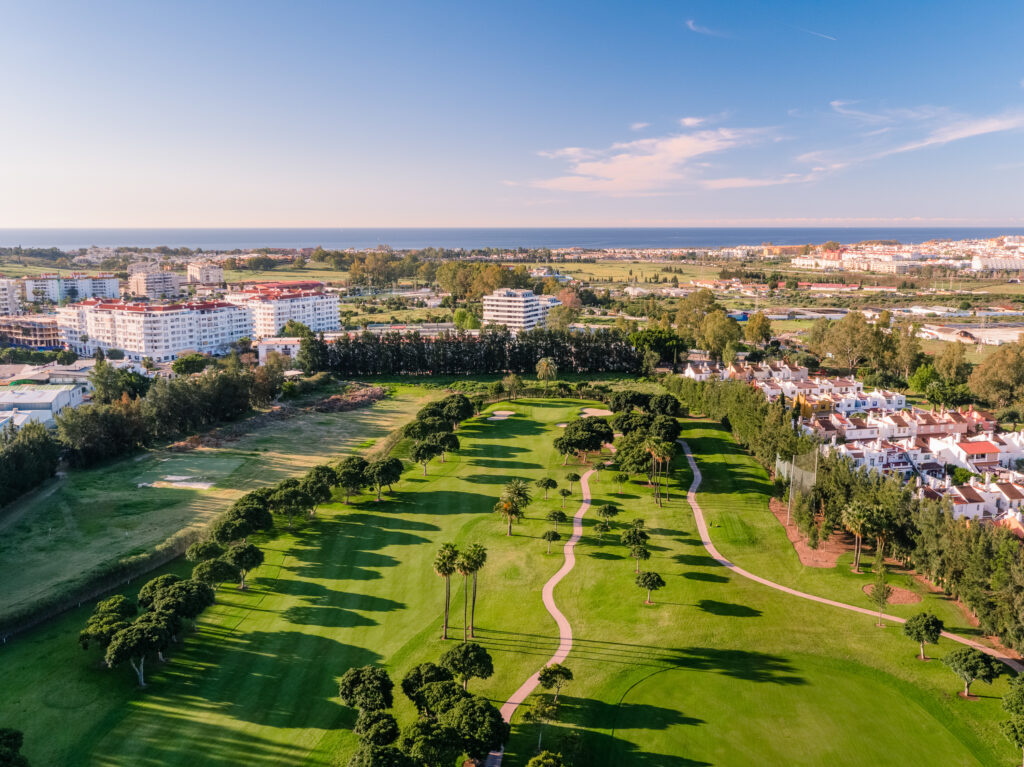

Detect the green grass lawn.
[
  {"left": 1, "top": 401, "right": 1016, "bottom": 766},
  {"left": 0, "top": 385, "right": 436, "bottom": 625}
]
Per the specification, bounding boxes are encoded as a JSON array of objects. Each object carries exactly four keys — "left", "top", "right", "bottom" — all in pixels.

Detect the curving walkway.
[
  {"left": 677, "top": 439, "right": 1023, "bottom": 672},
  {"left": 485, "top": 465, "right": 598, "bottom": 767}
]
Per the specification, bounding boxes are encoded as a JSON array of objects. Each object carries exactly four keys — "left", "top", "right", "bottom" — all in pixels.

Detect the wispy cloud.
[
  {"left": 876, "top": 111, "right": 1024, "bottom": 157},
  {"left": 791, "top": 25, "right": 837, "bottom": 41},
  {"left": 686, "top": 19, "right": 723, "bottom": 37},
  {"left": 533, "top": 127, "right": 763, "bottom": 194},
  {"left": 679, "top": 116, "right": 705, "bottom": 127},
  {"left": 629, "top": 122, "right": 649, "bottom": 131},
  {"left": 703, "top": 172, "right": 820, "bottom": 190}
]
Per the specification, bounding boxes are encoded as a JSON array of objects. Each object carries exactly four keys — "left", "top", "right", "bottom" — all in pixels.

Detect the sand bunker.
[
  {"left": 581, "top": 408, "right": 612, "bottom": 417},
  {"left": 556, "top": 423, "right": 568, "bottom": 428},
  {"left": 138, "top": 475, "right": 215, "bottom": 490},
  {"left": 487, "top": 410, "right": 517, "bottom": 421}
]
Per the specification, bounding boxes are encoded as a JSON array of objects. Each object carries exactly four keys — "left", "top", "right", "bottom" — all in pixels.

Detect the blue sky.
[{"left": 0, "top": 0, "right": 1021, "bottom": 227}]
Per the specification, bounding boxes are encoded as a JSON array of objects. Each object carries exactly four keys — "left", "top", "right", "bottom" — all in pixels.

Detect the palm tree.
[
  {"left": 615, "top": 472, "right": 629, "bottom": 494},
  {"left": 502, "top": 479, "right": 533, "bottom": 511},
  {"left": 535, "top": 477, "right": 557, "bottom": 500},
  {"left": 566, "top": 473, "right": 581, "bottom": 494},
  {"left": 559, "top": 488, "right": 572, "bottom": 509},
  {"left": 842, "top": 502, "right": 870, "bottom": 573},
  {"left": 630, "top": 544, "right": 651, "bottom": 573},
  {"left": 433, "top": 543, "right": 459, "bottom": 640},
  {"left": 463, "top": 543, "right": 487, "bottom": 639},
  {"left": 494, "top": 499, "right": 523, "bottom": 536},
  {"left": 542, "top": 529, "right": 562, "bottom": 554},
  {"left": 594, "top": 519, "right": 612, "bottom": 540},
  {"left": 546, "top": 509, "right": 568, "bottom": 531},
  {"left": 536, "top": 357, "right": 557, "bottom": 389},
  {"left": 455, "top": 552, "right": 472, "bottom": 642}
]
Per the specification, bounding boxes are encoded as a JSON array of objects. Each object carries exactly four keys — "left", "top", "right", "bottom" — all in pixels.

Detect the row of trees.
[
  {"left": 57, "top": 361, "right": 283, "bottom": 468},
  {"left": 297, "top": 327, "right": 642, "bottom": 377}
]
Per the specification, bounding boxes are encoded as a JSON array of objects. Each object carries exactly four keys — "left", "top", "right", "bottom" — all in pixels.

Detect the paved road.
[
  {"left": 677, "top": 439, "right": 1023, "bottom": 672},
  {"left": 485, "top": 465, "right": 597, "bottom": 767}
]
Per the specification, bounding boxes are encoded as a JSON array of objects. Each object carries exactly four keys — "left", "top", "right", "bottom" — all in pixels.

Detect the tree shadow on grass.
[
  {"left": 682, "top": 571, "right": 728, "bottom": 583},
  {"left": 469, "top": 459, "right": 544, "bottom": 470},
  {"left": 458, "top": 443, "right": 530, "bottom": 458},
  {"left": 673, "top": 552, "right": 723, "bottom": 568},
  {"left": 280, "top": 604, "right": 379, "bottom": 628},
  {"left": 695, "top": 599, "right": 762, "bottom": 618},
  {"left": 588, "top": 551, "right": 625, "bottom": 560}
]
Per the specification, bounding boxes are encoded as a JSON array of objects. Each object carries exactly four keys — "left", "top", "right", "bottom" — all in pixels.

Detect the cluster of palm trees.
[{"left": 433, "top": 543, "right": 488, "bottom": 641}]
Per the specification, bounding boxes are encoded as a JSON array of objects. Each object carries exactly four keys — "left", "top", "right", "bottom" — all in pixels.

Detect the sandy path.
[
  {"left": 677, "top": 439, "right": 1023, "bottom": 672},
  {"left": 486, "top": 450, "right": 612, "bottom": 765}
]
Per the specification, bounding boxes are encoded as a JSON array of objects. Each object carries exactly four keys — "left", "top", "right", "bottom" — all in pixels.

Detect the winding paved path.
[
  {"left": 485, "top": 465, "right": 598, "bottom": 766},
  {"left": 677, "top": 439, "right": 1023, "bottom": 672}
]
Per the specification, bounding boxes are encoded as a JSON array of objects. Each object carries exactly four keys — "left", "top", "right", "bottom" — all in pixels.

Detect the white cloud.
[
  {"left": 686, "top": 19, "right": 723, "bottom": 37},
  {"left": 679, "top": 117, "right": 705, "bottom": 127},
  {"left": 533, "top": 127, "right": 762, "bottom": 194},
  {"left": 629, "top": 122, "right": 649, "bottom": 131}
]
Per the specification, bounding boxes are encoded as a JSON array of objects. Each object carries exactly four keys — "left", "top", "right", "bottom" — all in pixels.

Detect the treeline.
[
  {"left": 0, "top": 346, "right": 77, "bottom": 365},
  {"left": 57, "top": 363, "right": 283, "bottom": 468},
  {"left": 664, "top": 376, "right": 814, "bottom": 467},
  {"left": 298, "top": 327, "right": 642, "bottom": 377},
  {"left": 0, "top": 422, "right": 60, "bottom": 507}
]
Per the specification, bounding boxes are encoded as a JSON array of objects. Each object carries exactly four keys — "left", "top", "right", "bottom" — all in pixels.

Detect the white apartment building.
[
  {"left": 0, "top": 278, "right": 21, "bottom": 315},
  {"left": 22, "top": 274, "right": 120, "bottom": 303},
  {"left": 128, "top": 271, "right": 184, "bottom": 299},
  {"left": 224, "top": 288, "right": 340, "bottom": 338},
  {"left": 187, "top": 261, "right": 224, "bottom": 284},
  {"left": 482, "top": 289, "right": 560, "bottom": 332},
  {"left": 58, "top": 300, "right": 251, "bottom": 362},
  {"left": 972, "top": 256, "right": 1024, "bottom": 271}
]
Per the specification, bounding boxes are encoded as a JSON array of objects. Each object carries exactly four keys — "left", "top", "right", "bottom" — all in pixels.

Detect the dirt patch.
[
  {"left": 862, "top": 583, "right": 921, "bottom": 604},
  {"left": 768, "top": 497, "right": 857, "bottom": 568}
]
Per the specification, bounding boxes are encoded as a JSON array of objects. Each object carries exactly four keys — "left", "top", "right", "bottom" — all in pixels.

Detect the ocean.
[{"left": 0, "top": 227, "right": 1022, "bottom": 251}]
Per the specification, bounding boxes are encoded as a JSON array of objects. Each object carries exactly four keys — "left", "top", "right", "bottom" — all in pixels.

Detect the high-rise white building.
[
  {"left": 22, "top": 274, "right": 120, "bottom": 303},
  {"left": 187, "top": 261, "right": 224, "bottom": 284},
  {"left": 57, "top": 300, "right": 251, "bottom": 362},
  {"left": 224, "top": 286, "right": 340, "bottom": 337},
  {"left": 128, "top": 271, "right": 184, "bottom": 299},
  {"left": 0, "top": 278, "right": 22, "bottom": 315},
  {"left": 482, "top": 289, "right": 560, "bottom": 332}
]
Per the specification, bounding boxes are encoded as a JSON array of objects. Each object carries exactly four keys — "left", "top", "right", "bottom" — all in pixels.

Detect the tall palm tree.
[
  {"left": 462, "top": 543, "right": 487, "bottom": 639},
  {"left": 494, "top": 499, "right": 523, "bottom": 535},
  {"left": 455, "top": 552, "right": 472, "bottom": 642},
  {"left": 502, "top": 478, "right": 533, "bottom": 510},
  {"left": 842, "top": 502, "right": 870, "bottom": 573},
  {"left": 536, "top": 357, "right": 557, "bottom": 389},
  {"left": 433, "top": 543, "right": 459, "bottom": 640}
]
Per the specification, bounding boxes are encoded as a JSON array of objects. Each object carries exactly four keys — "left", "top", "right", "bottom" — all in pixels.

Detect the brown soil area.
[
  {"left": 862, "top": 583, "right": 921, "bottom": 604},
  {"left": 768, "top": 497, "right": 857, "bottom": 568}
]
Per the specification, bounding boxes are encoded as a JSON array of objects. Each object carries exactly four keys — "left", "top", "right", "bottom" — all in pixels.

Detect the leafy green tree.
[
  {"left": 185, "top": 540, "right": 224, "bottom": 564},
  {"left": 0, "top": 728, "right": 29, "bottom": 767},
  {"left": 269, "top": 480, "right": 312, "bottom": 530},
  {"left": 523, "top": 694, "right": 560, "bottom": 751},
  {"left": 546, "top": 509, "right": 568, "bottom": 531},
  {"left": 969, "top": 342, "right": 1024, "bottom": 407},
  {"left": 494, "top": 498, "right": 523, "bottom": 535},
  {"left": 353, "top": 709, "right": 400, "bottom": 746},
  {"left": 636, "top": 571, "right": 666, "bottom": 604},
  {"left": 419, "top": 679, "right": 470, "bottom": 718},
  {"left": 300, "top": 464, "right": 337, "bottom": 515},
  {"left": 593, "top": 520, "right": 612, "bottom": 540},
  {"left": 542, "top": 529, "right": 562, "bottom": 554},
  {"left": 615, "top": 472, "right": 630, "bottom": 494},
  {"left": 558, "top": 488, "right": 572, "bottom": 509},
  {"left": 744, "top": 311, "right": 772, "bottom": 348},
  {"left": 502, "top": 374, "right": 523, "bottom": 400},
  {"left": 399, "top": 719, "right": 462, "bottom": 767},
  {"left": 190, "top": 557, "right": 240, "bottom": 586},
  {"left": 869, "top": 562, "right": 893, "bottom": 627},
  {"left": 621, "top": 526, "right": 649, "bottom": 548},
  {"left": 137, "top": 574, "right": 181, "bottom": 608},
  {"left": 366, "top": 457, "right": 404, "bottom": 500},
  {"left": 537, "top": 663, "right": 573, "bottom": 703},
  {"left": 903, "top": 612, "right": 944, "bottom": 661},
  {"left": 338, "top": 665, "right": 395, "bottom": 711},
  {"left": 526, "top": 751, "right": 563, "bottom": 767},
  {"left": 700, "top": 310, "right": 741, "bottom": 361},
  {"left": 150, "top": 579, "right": 215, "bottom": 620},
  {"left": 536, "top": 477, "right": 557, "bottom": 500},
  {"left": 426, "top": 431, "right": 460, "bottom": 462},
  {"left": 565, "top": 472, "right": 580, "bottom": 494},
  {"left": 825, "top": 311, "right": 871, "bottom": 372},
  {"left": 439, "top": 694, "right": 510, "bottom": 762},
  {"left": 337, "top": 456, "right": 369, "bottom": 503},
  {"left": 347, "top": 744, "right": 413, "bottom": 767},
  {"left": 629, "top": 543, "right": 651, "bottom": 573},
  {"left": 223, "top": 543, "right": 264, "bottom": 590},
  {"left": 411, "top": 440, "right": 442, "bottom": 476},
  {"left": 105, "top": 619, "right": 169, "bottom": 686},
  {"left": 440, "top": 641, "right": 494, "bottom": 691},
  {"left": 1000, "top": 717, "right": 1024, "bottom": 767},
  {"left": 841, "top": 502, "right": 870, "bottom": 573},
  {"left": 171, "top": 353, "right": 210, "bottom": 376},
  {"left": 79, "top": 595, "right": 137, "bottom": 651},
  {"left": 935, "top": 342, "right": 970, "bottom": 384},
  {"left": 908, "top": 362, "right": 940, "bottom": 393},
  {"left": 596, "top": 503, "right": 620, "bottom": 527},
  {"left": 401, "top": 662, "right": 455, "bottom": 713},
  {"left": 942, "top": 647, "right": 1002, "bottom": 697}
]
